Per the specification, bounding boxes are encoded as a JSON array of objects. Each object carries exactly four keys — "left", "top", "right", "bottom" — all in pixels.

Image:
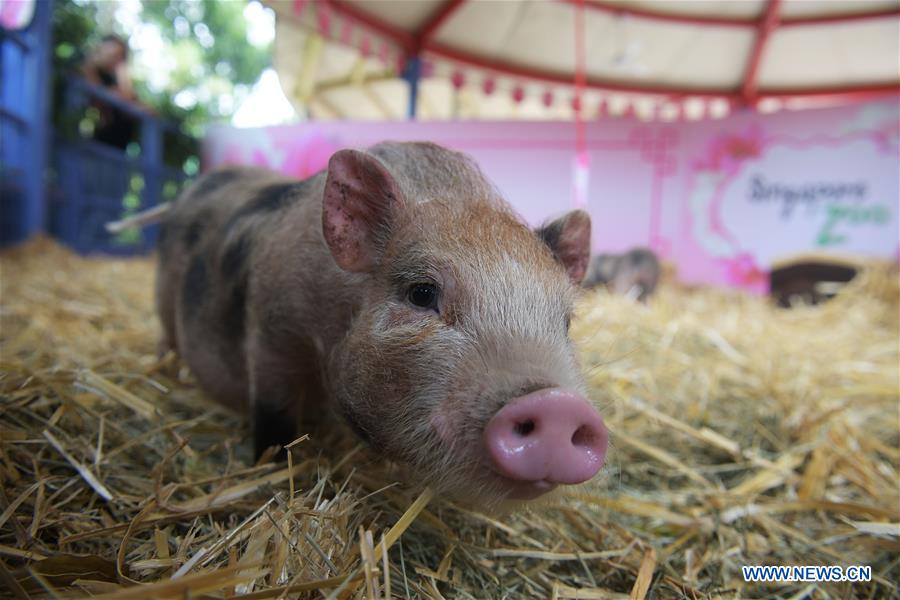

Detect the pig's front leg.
[{"left": 247, "top": 341, "right": 301, "bottom": 460}]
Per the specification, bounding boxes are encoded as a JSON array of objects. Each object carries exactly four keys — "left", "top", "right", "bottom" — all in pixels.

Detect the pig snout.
[{"left": 484, "top": 388, "right": 608, "bottom": 490}]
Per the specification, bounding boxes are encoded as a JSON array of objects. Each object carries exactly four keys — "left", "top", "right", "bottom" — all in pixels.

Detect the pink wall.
[{"left": 204, "top": 100, "right": 899, "bottom": 291}]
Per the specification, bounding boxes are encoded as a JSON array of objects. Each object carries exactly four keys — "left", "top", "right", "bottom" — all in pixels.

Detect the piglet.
[
  {"left": 582, "top": 248, "right": 660, "bottom": 303},
  {"left": 155, "top": 142, "right": 608, "bottom": 507}
]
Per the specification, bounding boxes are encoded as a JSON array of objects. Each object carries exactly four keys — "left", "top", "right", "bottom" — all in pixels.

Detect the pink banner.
[
  {"left": 0, "top": 0, "right": 34, "bottom": 30},
  {"left": 204, "top": 100, "right": 899, "bottom": 292}
]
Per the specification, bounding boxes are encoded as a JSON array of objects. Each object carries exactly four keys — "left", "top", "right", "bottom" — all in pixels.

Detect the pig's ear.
[
  {"left": 322, "top": 149, "right": 405, "bottom": 272},
  {"left": 535, "top": 209, "right": 592, "bottom": 285}
]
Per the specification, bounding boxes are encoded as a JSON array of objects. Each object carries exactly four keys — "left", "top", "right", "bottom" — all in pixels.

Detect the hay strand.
[{"left": 41, "top": 430, "right": 114, "bottom": 501}]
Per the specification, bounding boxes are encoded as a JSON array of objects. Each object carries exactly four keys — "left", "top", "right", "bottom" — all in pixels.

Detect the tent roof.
[{"left": 268, "top": 0, "right": 900, "bottom": 121}]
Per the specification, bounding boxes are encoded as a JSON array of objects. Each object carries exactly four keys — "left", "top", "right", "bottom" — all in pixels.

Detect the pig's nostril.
[
  {"left": 484, "top": 388, "right": 608, "bottom": 488},
  {"left": 513, "top": 420, "right": 535, "bottom": 436},
  {"left": 571, "top": 424, "right": 596, "bottom": 447}
]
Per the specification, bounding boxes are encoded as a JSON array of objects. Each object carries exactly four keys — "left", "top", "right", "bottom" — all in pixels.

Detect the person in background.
[{"left": 80, "top": 34, "right": 151, "bottom": 149}]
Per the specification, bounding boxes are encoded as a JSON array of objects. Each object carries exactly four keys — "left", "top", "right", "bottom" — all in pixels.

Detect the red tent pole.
[
  {"left": 572, "top": 0, "right": 590, "bottom": 210},
  {"left": 741, "top": 0, "right": 782, "bottom": 108},
  {"left": 574, "top": 0, "right": 586, "bottom": 153},
  {"left": 412, "top": 0, "right": 466, "bottom": 54}
]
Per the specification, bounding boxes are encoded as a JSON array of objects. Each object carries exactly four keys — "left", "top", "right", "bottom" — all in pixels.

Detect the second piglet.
[
  {"left": 582, "top": 248, "right": 661, "bottom": 303},
  {"left": 156, "top": 142, "right": 608, "bottom": 508}
]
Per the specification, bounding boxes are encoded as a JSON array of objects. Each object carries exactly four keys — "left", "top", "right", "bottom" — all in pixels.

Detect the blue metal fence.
[
  {"left": 0, "top": 0, "right": 52, "bottom": 246},
  {"left": 50, "top": 77, "right": 192, "bottom": 255},
  {"left": 1, "top": 0, "right": 194, "bottom": 255}
]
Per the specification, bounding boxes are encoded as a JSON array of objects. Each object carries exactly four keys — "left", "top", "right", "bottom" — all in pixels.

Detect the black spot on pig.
[
  {"left": 224, "top": 182, "right": 305, "bottom": 233},
  {"left": 252, "top": 182, "right": 303, "bottom": 213},
  {"left": 158, "top": 222, "right": 174, "bottom": 260},
  {"left": 184, "top": 217, "right": 206, "bottom": 249},
  {"left": 182, "top": 255, "right": 207, "bottom": 319},
  {"left": 186, "top": 169, "right": 243, "bottom": 201},
  {"left": 221, "top": 234, "right": 251, "bottom": 279},
  {"left": 158, "top": 221, "right": 170, "bottom": 245},
  {"left": 222, "top": 280, "right": 247, "bottom": 344}
]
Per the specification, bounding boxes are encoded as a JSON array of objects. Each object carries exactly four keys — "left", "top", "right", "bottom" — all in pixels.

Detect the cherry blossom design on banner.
[
  {"left": 210, "top": 129, "right": 337, "bottom": 180},
  {"left": 686, "top": 127, "right": 766, "bottom": 290}
]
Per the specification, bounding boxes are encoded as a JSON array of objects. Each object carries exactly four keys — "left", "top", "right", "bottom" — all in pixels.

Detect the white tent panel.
[
  {"left": 598, "top": 0, "right": 764, "bottom": 19},
  {"left": 761, "top": 20, "right": 900, "bottom": 88},
  {"left": 780, "top": 0, "right": 899, "bottom": 18},
  {"left": 342, "top": 0, "right": 440, "bottom": 30},
  {"left": 582, "top": 17, "right": 756, "bottom": 87},
  {"left": 490, "top": 2, "right": 580, "bottom": 74},
  {"left": 431, "top": 1, "right": 529, "bottom": 58}
]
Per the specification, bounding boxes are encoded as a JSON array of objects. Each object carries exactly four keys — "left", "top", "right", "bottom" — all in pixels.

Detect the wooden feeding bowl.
[{"left": 769, "top": 253, "right": 865, "bottom": 308}]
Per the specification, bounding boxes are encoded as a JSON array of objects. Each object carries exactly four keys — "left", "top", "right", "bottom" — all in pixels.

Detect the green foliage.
[
  {"left": 141, "top": 0, "right": 269, "bottom": 88},
  {"left": 51, "top": 0, "right": 100, "bottom": 69},
  {"left": 50, "top": 0, "right": 271, "bottom": 230},
  {"left": 51, "top": 0, "right": 103, "bottom": 141},
  {"left": 51, "top": 0, "right": 271, "bottom": 148},
  {"left": 137, "top": 0, "right": 271, "bottom": 136}
]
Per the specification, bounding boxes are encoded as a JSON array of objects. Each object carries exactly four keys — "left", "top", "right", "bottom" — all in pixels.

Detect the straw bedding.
[{"left": 1, "top": 237, "right": 897, "bottom": 599}]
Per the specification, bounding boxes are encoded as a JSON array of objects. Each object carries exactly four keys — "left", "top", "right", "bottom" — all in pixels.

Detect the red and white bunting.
[
  {"left": 316, "top": 1, "right": 331, "bottom": 36},
  {"left": 542, "top": 89, "right": 554, "bottom": 108},
  {"left": 339, "top": 17, "right": 352, "bottom": 45},
  {"left": 597, "top": 98, "right": 609, "bottom": 118}
]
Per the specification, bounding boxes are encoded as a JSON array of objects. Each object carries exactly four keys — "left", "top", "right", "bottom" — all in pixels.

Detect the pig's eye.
[
  {"left": 407, "top": 283, "right": 439, "bottom": 311},
  {"left": 565, "top": 315, "right": 572, "bottom": 332}
]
